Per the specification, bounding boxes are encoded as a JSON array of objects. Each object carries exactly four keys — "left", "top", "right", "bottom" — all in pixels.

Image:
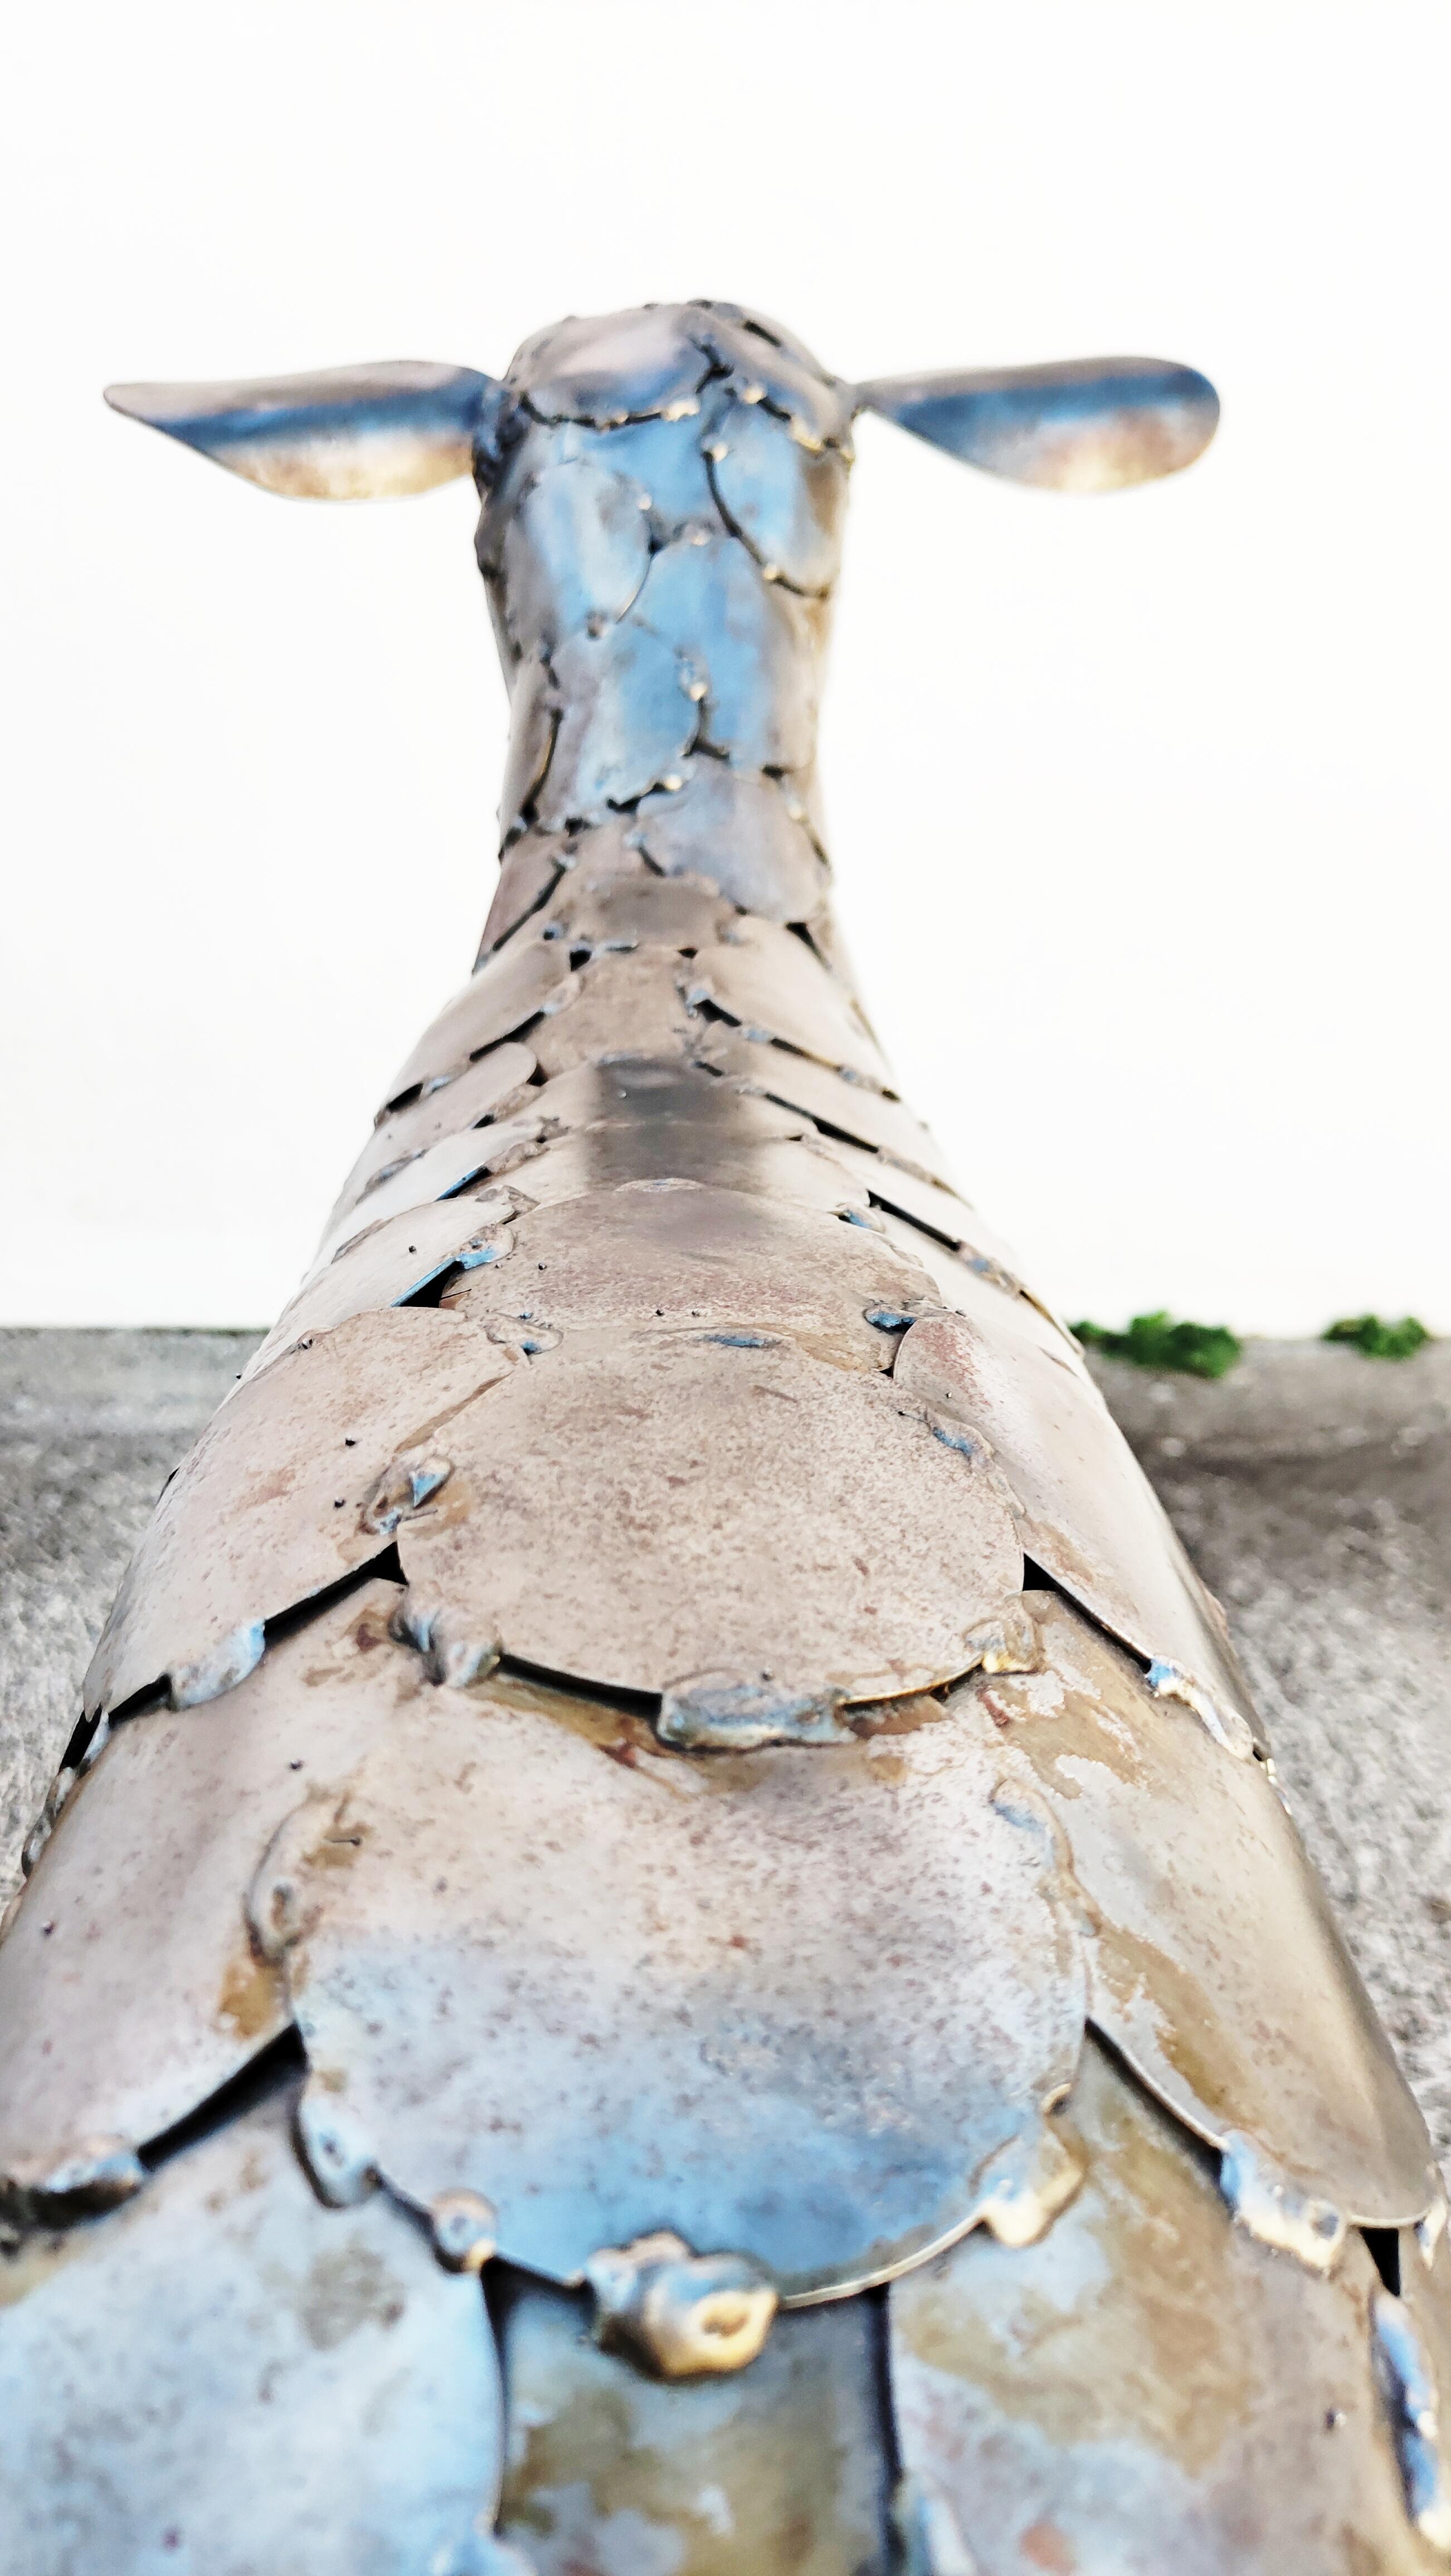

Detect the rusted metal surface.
[
  {"left": 0, "top": 2076, "right": 504, "bottom": 2575},
  {"left": 383, "top": 928, "right": 572, "bottom": 1102},
  {"left": 241, "top": 1192, "right": 517, "bottom": 1382},
  {"left": 895, "top": 1304, "right": 1261, "bottom": 1754},
  {"left": 85, "top": 1309, "right": 514, "bottom": 1716},
  {"left": 249, "top": 1633, "right": 1082, "bottom": 2300},
  {"left": 493, "top": 2267, "right": 892, "bottom": 2573},
  {"left": 695, "top": 1021, "right": 957, "bottom": 1185},
  {"left": 949, "top": 1592, "right": 1437, "bottom": 2241},
  {"left": 684, "top": 915, "right": 891, "bottom": 1086},
  {"left": 889, "top": 2032, "right": 1440, "bottom": 2574},
  {"left": 325, "top": 1038, "right": 537, "bottom": 1225},
  {"left": 446, "top": 1179, "right": 937, "bottom": 1373},
  {"left": 527, "top": 947, "right": 704, "bottom": 1077},
  {"left": 13, "top": 291, "right": 1435, "bottom": 2561},
  {"left": 311, "top": 1112, "right": 548, "bottom": 1267},
  {"left": 391, "top": 1328, "right": 1023, "bottom": 1705},
  {"left": 0, "top": 1585, "right": 402, "bottom": 2219}
]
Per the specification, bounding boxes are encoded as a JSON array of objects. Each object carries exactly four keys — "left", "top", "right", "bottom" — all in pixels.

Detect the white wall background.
[{"left": 3, "top": 1, "right": 1446, "bottom": 1332}]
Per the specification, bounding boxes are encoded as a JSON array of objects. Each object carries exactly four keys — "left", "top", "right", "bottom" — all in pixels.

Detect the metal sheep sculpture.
[{"left": 2, "top": 300, "right": 1447, "bottom": 2573}]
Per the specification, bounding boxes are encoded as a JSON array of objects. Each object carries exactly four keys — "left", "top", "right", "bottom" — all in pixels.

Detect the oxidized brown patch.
[
  {"left": 1021, "top": 2521, "right": 1077, "bottom": 2573},
  {"left": 849, "top": 1692, "right": 948, "bottom": 1740},
  {"left": 216, "top": 1944, "right": 285, "bottom": 2041}
]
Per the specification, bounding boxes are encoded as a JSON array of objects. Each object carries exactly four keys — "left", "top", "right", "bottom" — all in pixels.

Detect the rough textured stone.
[{"left": 1, "top": 1328, "right": 1447, "bottom": 2168}]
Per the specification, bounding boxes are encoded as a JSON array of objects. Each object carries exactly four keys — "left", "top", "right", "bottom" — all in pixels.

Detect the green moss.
[
  {"left": 1073, "top": 1311, "right": 1243, "bottom": 1380},
  {"left": 1322, "top": 1314, "right": 1431, "bottom": 1360}
]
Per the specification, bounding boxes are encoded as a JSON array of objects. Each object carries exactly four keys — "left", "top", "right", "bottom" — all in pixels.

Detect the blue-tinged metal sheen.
[
  {"left": 493, "top": 2266, "right": 893, "bottom": 2574},
  {"left": 0, "top": 1584, "right": 415, "bottom": 2219},
  {"left": 28, "top": 293, "right": 1444, "bottom": 2569},
  {"left": 888, "top": 2035, "right": 1435, "bottom": 2575},
  {"left": 857, "top": 355, "right": 1219, "bottom": 491},
  {"left": 0, "top": 2076, "right": 504, "bottom": 2576},
  {"left": 946, "top": 1593, "right": 1436, "bottom": 2240},
  {"left": 247, "top": 1637, "right": 1083, "bottom": 2303},
  {"left": 105, "top": 360, "right": 501, "bottom": 497}
]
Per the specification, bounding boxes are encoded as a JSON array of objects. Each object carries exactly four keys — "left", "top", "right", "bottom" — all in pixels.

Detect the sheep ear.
[
  {"left": 104, "top": 361, "right": 504, "bottom": 499},
  {"left": 855, "top": 356, "right": 1218, "bottom": 492}
]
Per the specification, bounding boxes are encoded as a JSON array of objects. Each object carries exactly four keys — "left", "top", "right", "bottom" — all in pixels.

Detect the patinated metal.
[
  {"left": 0, "top": 1585, "right": 405, "bottom": 2218},
  {"left": 895, "top": 1302, "right": 1262, "bottom": 1750},
  {"left": 388, "top": 1328, "right": 1024, "bottom": 1706},
  {"left": 383, "top": 925, "right": 573, "bottom": 1101},
  {"left": 444, "top": 1179, "right": 939, "bottom": 1373},
  {"left": 241, "top": 1191, "right": 518, "bottom": 1382},
  {"left": 684, "top": 915, "right": 893, "bottom": 1085},
  {"left": 947, "top": 1592, "right": 1436, "bottom": 2243},
  {"left": 888, "top": 2034, "right": 1435, "bottom": 2574},
  {"left": 245, "top": 1631, "right": 1083, "bottom": 2300},
  {"left": 493, "top": 2269, "right": 892, "bottom": 2573},
  {"left": 2, "top": 297, "right": 1442, "bottom": 2568},
  {"left": 84, "top": 1307, "right": 514, "bottom": 1715},
  {"left": 0, "top": 2076, "right": 504, "bottom": 2576},
  {"left": 695, "top": 1019, "right": 961, "bottom": 1187},
  {"left": 324, "top": 1037, "right": 537, "bottom": 1229}
]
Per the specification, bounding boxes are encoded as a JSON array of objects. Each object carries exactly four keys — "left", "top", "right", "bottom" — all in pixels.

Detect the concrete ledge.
[{"left": 2, "top": 1327, "right": 1448, "bottom": 2162}]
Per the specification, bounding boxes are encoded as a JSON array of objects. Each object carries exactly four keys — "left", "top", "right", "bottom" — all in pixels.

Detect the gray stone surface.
[{"left": 1, "top": 1326, "right": 1448, "bottom": 2160}]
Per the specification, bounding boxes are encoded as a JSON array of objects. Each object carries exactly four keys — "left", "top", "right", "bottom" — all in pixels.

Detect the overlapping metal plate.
[
  {"left": 391, "top": 1328, "right": 1022, "bottom": 1705},
  {"left": 241, "top": 1191, "right": 518, "bottom": 1383},
  {"left": 0, "top": 1585, "right": 405, "bottom": 2213},
  {"left": 445, "top": 1178, "right": 938, "bottom": 1373},
  {"left": 693, "top": 306, "right": 854, "bottom": 453},
  {"left": 685, "top": 915, "right": 891, "bottom": 1085},
  {"left": 631, "top": 529, "right": 819, "bottom": 770},
  {"left": 35, "top": 292, "right": 1447, "bottom": 2569},
  {"left": 894, "top": 1303, "right": 1260, "bottom": 1753},
  {"left": 708, "top": 396, "right": 850, "bottom": 592},
  {"left": 251, "top": 1641, "right": 1082, "bottom": 2300},
  {"left": 543, "top": 866, "right": 732, "bottom": 955},
  {"left": 493, "top": 2267, "right": 892, "bottom": 2575},
  {"left": 528, "top": 947, "right": 704, "bottom": 1076},
  {"left": 85, "top": 1309, "right": 515, "bottom": 1716},
  {"left": 383, "top": 929, "right": 572, "bottom": 1102},
  {"left": 508, "top": 306, "right": 714, "bottom": 430},
  {"left": 485, "top": 1056, "right": 882, "bottom": 1215},
  {"left": 888, "top": 2034, "right": 1431, "bottom": 2574},
  {"left": 822, "top": 1134, "right": 1035, "bottom": 1285},
  {"left": 947, "top": 1593, "right": 1436, "bottom": 2236},
  {"left": 695, "top": 1021, "right": 958, "bottom": 1185},
  {"left": 312, "top": 1111, "right": 547, "bottom": 1267},
  {"left": 500, "top": 453, "right": 652, "bottom": 644},
  {"left": 326, "top": 1038, "right": 536, "bottom": 1228},
  {"left": 0, "top": 2077, "right": 503, "bottom": 2576},
  {"left": 476, "top": 831, "right": 569, "bottom": 958},
  {"left": 539, "top": 620, "right": 699, "bottom": 826}
]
